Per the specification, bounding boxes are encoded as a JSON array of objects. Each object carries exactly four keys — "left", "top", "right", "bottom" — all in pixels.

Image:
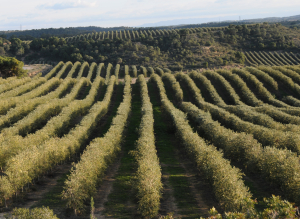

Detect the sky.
[{"left": 1, "top": 0, "right": 300, "bottom": 31}]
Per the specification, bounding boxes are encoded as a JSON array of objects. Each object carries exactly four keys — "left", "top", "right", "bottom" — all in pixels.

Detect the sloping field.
[{"left": 1, "top": 62, "right": 300, "bottom": 218}]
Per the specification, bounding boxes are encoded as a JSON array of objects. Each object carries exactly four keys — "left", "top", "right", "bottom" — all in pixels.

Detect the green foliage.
[
  {"left": 0, "top": 78, "right": 88, "bottom": 167},
  {"left": 155, "top": 67, "right": 164, "bottom": 76},
  {"left": 63, "top": 75, "right": 130, "bottom": 214},
  {"left": 203, "top": 195, "right": 296, "bottom": 219},
  {"left": 139, "top": 66, "right": 147, "bottom": 77},
  {"left": 76, "top": 62, "right": 89, "bottom": 79},
  {"left": 258, "top": 66, "right": 300, "bottom": 97},
  {"left": 217, "top": 69, "right": 262, "bottom": 106},
  {"left": 90, "top": 197, "right": 95, "bottom": 219},
  {"left": 55, "top": 61, "right": 73, "bottom": 79},
  {"left": 96, "top": 63, "right": 104, "bottom": 78},
  {"left": 189, "top": 71, "right": 226, "bottom": 106},
  {"left": 203, "top": 70, "right": 243, "bottom": 105},
  {"left": 0, "top": 56, "right": 27, "bottom": 78},
  {"left": 150, "top": 73, "right": 252, "bottom": 212},
  {"left": 0, "top": 77, "right": 108, "bottom": 202},
  {"left": 131, "top": 74, "right": 162, "bottom": 217},
  {"left": 273, "top": 66, "right": 300, "bottom": 84},
  {"left": 66, "top": 61, "right": 81, "bottom": 78},
  {"left": 235, "top": 51, "right": 245, "bottom": 64},
  {"left": 3, "top": 23, "right": 300, "bottom": 69},
  {"left": 259, "top": 195, "right": 296, "bottom": 218},
  {"left": 105, "top": 63, "right": 113, "bottom": 84},
  {"left": 0, "top": 77, "right": 46, "bottom": 101},
  {"left": 131, "top": 65, "right": 137, "bottom": 77},
  {"left": 245, "top": 66, "right": 278, "bottom": 90},
  {"left": 114, "top": 64, "right": 120, "bottom": 84},
  {"left": 162, "top": 73, "right": 183, "bottom": 103},
  {"left": 87, "top": 62, "right": 97, "bottom": 81},
  {"left": 180, "top": 72, "right": 300, "bottom": 204},
  {"left": 204, "top": 62, "right": 209, "bottom": 68},
  {"left": 0, "top": 78, "right": 73, "bottom": 132},
  {"left": 282, "top": 95, "right": 300, "bottom": 107},
  {"left": 1, "top": 62, "right": 300, "bottom": 215},
  {"left": 182, "top": 101, "right": 300, "bottom": 203},
  {"left": 44, "top": 61, "right": 64, "bottom": 79},
  {"left": 6, "top": 207, "right": 58, "bottom": 219},
  {"left": 175, "top": 72, "right": 204, "bottom": 102}
]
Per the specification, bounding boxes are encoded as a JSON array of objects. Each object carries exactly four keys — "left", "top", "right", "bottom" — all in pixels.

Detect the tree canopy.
[{"left": 0, "top": 56, "right": 27, "bottom": 78}]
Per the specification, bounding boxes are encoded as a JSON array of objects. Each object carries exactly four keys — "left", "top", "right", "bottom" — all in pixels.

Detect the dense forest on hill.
[{"left": 1, "top": 22, "right": 300, "bottom": 70}]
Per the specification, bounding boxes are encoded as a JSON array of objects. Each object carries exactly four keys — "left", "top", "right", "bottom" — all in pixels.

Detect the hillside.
[
  {"left": 0, "top": 26, "right": 133, "bottom": 40},
  {"left": 1, "top": 23, "right": 300, "bottom": 72}
]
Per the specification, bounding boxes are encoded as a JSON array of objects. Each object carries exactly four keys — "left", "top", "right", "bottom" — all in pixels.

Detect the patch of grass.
[
  {"left": 104, "top": 84, "right": 142, "bottom": 219},
  {"left": 31, "top": 173, "right": 69, "bottom": 209},
  {"left": 148, "top": 82, "right": 200, "bottom": 218}
]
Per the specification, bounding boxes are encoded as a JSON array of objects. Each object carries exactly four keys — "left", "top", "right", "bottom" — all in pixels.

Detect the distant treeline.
[
  {"left": 1, "top": 19, "right": 299, "bottom": 41},
  {"left": 0, "top": 26, "right": 134, "bottom": 40},
  {"left": 172, "top": 20, "right": 300, "bottom": 29}
]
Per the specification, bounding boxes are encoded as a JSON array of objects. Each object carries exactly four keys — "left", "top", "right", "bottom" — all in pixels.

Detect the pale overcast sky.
[{"left": 1, "top": 0, "right": 300, "bottom": 30}]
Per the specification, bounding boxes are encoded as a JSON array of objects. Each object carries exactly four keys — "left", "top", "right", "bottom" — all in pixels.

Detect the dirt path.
[
  {"left": 176, "top": 151, "right": 218, "bottom": 215},
  {"left": 21, "top": 164, "right": 73, "bottom": 209},
  {"left": 0, "top": 163, "right": 72, "bottom": 219},
  {"left": 23, "top": 64, "right": 53, "bottom": 77},
  {"left": 102, "top": 84, "right": 141, "bottom": 219},
  {"left": 59, "top": 83, "right": 122, "bottom": 219},
  {"left": 159, "top": 172, "right": 178, "bottom": 217},
  {"left": 93, "top": 152, "right": 122, "bottom": 219},
  {"left": 92, "top": 82, "right": 136, "bottom": 219}
]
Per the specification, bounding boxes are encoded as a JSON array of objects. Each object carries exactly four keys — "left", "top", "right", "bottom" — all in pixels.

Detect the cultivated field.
[{"left": 1, "top": 62, "right": 300, "bottom": 218}]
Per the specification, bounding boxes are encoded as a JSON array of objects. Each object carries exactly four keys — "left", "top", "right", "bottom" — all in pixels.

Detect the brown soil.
[
  {"left": 23, "top": 64, "right": 53, "bottom": 77},
  {"left": 159, "top": 170, "right": 180, "bottom": 218}
]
